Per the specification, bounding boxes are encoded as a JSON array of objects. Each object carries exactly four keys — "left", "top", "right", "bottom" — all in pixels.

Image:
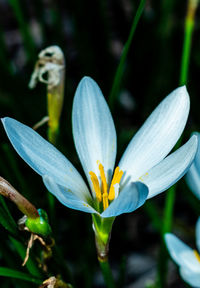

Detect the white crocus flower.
[
  {"left": 165, "top": 218, "right": 200, "bottom": 287},
  {"left": 1, "top": 77, "right": 197, "bottom": 218}
]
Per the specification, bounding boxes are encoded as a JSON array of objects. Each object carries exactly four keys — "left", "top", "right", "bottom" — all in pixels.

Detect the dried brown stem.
[{"left": 0, "top": 176, "right": 39, "bottom": 219}]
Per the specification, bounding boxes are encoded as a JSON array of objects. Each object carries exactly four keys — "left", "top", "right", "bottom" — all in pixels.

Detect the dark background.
[{"left": 0, "top": 0, "right": 199, "bottom": 287}]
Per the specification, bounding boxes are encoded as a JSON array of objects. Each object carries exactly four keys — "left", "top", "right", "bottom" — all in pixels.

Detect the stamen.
[
  {"left": 89, "top": 163, "right": 123, "bottom": 210},
  {"left": 99, "top": 164, "right": 108, "bottom": 195},
  {"left": 103, "top": 193, "right": 109, "bottom": 210},
  {"left": 194, "top": 250, "right": 200, "bottom": 262},
  {"left": 89, "top": 171, "right": 102, "bottom": 202},
  {"left": 108, "top": 167, "right": 123, "bottom": 200}
]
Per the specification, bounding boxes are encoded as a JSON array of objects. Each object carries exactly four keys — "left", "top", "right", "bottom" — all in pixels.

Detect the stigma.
[{"left": 89, "top": 162, "right": 123, "bottom": 211}]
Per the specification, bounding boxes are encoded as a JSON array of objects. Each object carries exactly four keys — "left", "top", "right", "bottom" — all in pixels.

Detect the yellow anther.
[
  {"left": 89, "top": 163, "right": 123, "bottom": 209},
  {"left": 103, "top": 193, "right": 109, "bottom": 210},
  {"left": 108, "top": 167, "right": 123, "bottom": 200},
  {"left": 89, "top": 171, "right": 102, "bottom": 202},
  {"left": 194, "top": 250, "right": 200, "bottom": 262},
  {"left": 99, "top": 164, "right": 108, "bottom": 196}
]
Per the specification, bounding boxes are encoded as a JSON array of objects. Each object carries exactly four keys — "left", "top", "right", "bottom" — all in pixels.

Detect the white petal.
[
  {"left": 2, "top": 117, "right": 90, "bottom": 200},
  {"left": 180, "top": 266, "right": 200, "bottom": 287},
  {"left": 186, "top": 132, "right": 200, "bottom": 200},
  {"left": 100, "top": 182, "right": 148, "bottom": 218},
  {"left": 119, "top": 86, "right": 190, "bottom": 186},
  {"left": 72, "top": 77, "right": 117, "bottom": 195},
  {"left": 186, "top": 164, "right": 200, "bottom": 200},
  {"left": 165, "top": 233, "right": 200, "bottom": 272},
  {"left": 196, "top": 217, "right": 200, "bottom": 252},
  {"left": 43, "top": 176, "right": 97, "bottom": 214},
  {"left": 142, "top": 135, "right": 198, "bottom": 199}
]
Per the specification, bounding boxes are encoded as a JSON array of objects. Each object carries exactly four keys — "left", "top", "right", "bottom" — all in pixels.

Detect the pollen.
[
  {"left": 108, "top": 167, "right": 123, "bottom": 200},
  {"left": 194, "top": 249, "right": 200, "bottom": 262}
]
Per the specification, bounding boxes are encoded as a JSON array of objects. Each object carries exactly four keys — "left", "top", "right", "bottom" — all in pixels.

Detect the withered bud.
[
  {"left": 0, "top": 176, "right": 39, "bottom": 219},
  {"left": 29, "top": 46, "right": 65, "bottom": 90}
]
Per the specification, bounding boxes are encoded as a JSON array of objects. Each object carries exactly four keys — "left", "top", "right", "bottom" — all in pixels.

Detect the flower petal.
[
  {"left": 72, "top": 77, "right": 117, "bottom": 195},
  {"left": 100, "top": 182, "right": 148, "bottom": 218},
  {"left": 119, "top": 86, "right": 190, "bottom": 186},
  {"left": 186, "top": 132, "right": 200, "bottom": 200},
  {"left": 180, "top": 267, "right": 200, "bottom": 287},
  {"left": 142, "top": 135, "right": 198, "bottom": 199},
  {"left": 2, "top": 117, "right": 90, "bottom": 200},
  {"left": 196, "top": 217, "right": 200, "bottom": 252},
  {"left": 165, "top": 233, "right": 200, "bottom": 272},
  {"left": 186, "top": 164, "right": 200, "bottom": 200},
  {"left": 43, "top": 176, "right": 98, "bottom": 214}
]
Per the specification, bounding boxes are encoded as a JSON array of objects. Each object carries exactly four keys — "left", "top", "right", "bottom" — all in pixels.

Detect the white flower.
[
  {"left": 1, "top": 77, "right": 198, "bottom": 217},
  {"left": 165, "top": 218, "right": 200, "bottom": 287}
]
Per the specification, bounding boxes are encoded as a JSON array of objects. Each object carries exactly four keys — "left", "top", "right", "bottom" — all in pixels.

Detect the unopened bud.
[{"left": 25, "top": 209, "right": 52, "bottom": 237}]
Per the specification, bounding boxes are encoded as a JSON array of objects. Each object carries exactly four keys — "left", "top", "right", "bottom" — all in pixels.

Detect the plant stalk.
[
  {"left": 109, "top": 0, "right": 146, "bottom": 110},
  {"left": 98, "top": 259, "right": 115, "bottom": 288}
]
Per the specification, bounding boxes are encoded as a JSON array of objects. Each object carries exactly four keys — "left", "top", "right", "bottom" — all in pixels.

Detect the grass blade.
[
  {"left": 109, "top": 0, "right": 146, "bottom": 110},
  {"left": 0, "top": 267, "right": 42, "bottom": 284},
  {"left": 0, "top": 195, "right": 18, "bottom": 235}
]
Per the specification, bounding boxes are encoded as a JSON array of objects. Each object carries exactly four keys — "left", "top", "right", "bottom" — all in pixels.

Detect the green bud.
[{"left": 25, "top": 209, "right": 52, "bottom": 237}]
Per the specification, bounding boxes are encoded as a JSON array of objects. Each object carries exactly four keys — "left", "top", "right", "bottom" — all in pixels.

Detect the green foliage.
[
  {"left": 0, "top": 267, "right": 41, "bottom": 284},
  {"left": 0, "top": 195, "right": 18, "bottom": 235}
]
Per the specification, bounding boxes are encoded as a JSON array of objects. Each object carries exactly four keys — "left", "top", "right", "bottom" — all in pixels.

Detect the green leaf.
[
  {"left": 0, "top": 267, "right": 42, "bottom": 284},
  {"left": 10, "top": 237, "right": 42, "bottom": 278},
  {"left": 0, "top": 195, "right": 18, "bottom": 235},
  {"left": 109, "top": 0, "right": 146, "bottom": 110}
]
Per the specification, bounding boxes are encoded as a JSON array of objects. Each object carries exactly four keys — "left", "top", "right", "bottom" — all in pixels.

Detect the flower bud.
[{"left": 25, "top": 209, "right": 52, "bottom": 237}]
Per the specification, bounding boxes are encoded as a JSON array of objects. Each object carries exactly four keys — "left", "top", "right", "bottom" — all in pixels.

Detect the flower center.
[
  {"left": 89, "top": 163, "right": 123, "bottom": 211},
  {"left": 194, "top": 250, "right": 200, "bottom": 262}
]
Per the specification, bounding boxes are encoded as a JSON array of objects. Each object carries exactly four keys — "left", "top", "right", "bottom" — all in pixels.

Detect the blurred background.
[{"left": 0, "top": 0, "right": 200, "bottom": 287}]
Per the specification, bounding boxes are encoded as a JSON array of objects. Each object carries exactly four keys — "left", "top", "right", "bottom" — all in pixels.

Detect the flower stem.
[
  {"left": 180, "top": 0, "right": 198, "bottom": 85},
  {"left": 108, "top": 0, "right": 146, "bottom": 110},
  {"left": 92, "top": 214, "right": 116, "bottom": 287},
  {"left": 98, "top": 258, "right": 115, "bottom": 288}
]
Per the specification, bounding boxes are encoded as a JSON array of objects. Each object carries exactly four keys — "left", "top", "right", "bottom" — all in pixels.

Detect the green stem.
[
  {"left": 156, "top": 1, "right": 198, "bottom": 286},
  {"left": 156, "top": 185, "right": 176, "bottom": 287},
  {"left": 99, "top": 259, "right": 115, "bottom": 288},
  {"left": 108, "top": 0, "right": 146, "bottom": 110},
  {"left": 162, "top": 185, "right": 176, "bottom": 235},
  {"left": 180, "top": 0, "right": 198, "bottom": 85}
]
